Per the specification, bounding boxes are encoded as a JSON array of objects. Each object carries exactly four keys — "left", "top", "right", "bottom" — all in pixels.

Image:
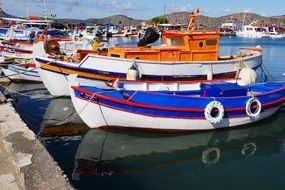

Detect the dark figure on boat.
[
  {"left": 137, "top": 27, "right": 160, "bottom": 46},
  {"left": 29, "top": 31, "right": 36, "bottom": 43}
]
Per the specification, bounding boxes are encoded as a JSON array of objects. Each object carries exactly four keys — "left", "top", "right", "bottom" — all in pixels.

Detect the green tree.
[{"left": 151, "top": 17, "right": 168, "bottom": 24}]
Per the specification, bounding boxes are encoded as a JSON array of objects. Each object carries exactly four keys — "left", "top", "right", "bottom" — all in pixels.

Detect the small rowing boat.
[{"left": 0, "top": 60, "right": 41, "bottom": 82}]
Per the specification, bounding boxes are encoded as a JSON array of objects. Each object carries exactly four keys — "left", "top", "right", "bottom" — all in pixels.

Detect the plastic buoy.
[{"left": 238, "top": 66, "right": 256, "bottom": 85}]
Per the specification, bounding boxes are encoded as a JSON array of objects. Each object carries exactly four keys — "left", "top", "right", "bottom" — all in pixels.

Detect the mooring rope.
[
  {"left": 54, "top": 89, "right": 120, "bottom": 126},
  {"left": 0, "top": 83, "right": 34, "bottom": 97},
  {"left": 261, "top": 64, "right": 277, "bottom": 81},
  {"left": 54, "top": 94, "right": 94, "bottom": 126}
]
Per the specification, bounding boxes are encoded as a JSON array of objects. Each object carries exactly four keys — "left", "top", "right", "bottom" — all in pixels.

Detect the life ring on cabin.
[
  {"left": 43, "top": 37, "right": 61, "bottom": 55},
  {"left": 204, "top": 101, "right": 224, "bottom": 124},
  {"left": 202, "top": 147, "right": 221, "bottom": 165},
  {"left": 245, "top": 97, "right": 261, "bottom": 118}
]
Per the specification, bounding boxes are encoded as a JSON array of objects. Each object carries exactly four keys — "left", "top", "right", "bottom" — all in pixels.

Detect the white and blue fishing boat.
[{"left": 69, "top": 75, "right": 285, "bottom": 131}]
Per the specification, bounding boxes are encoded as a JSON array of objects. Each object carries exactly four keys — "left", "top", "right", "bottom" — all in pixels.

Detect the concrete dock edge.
[{"left": 0, "top": 94, "right": 74, "bottom": 190}]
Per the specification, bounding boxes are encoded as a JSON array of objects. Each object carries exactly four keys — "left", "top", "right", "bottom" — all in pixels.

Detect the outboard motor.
[{"left": 137, "top": 27, "right": 160, "bottom": 46}]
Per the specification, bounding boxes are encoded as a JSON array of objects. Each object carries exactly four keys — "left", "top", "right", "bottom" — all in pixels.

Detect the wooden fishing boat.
[
  {"left": 35, "top": 9, "right": 263, "bottom": 96},
  {"left": 68, "top": 74, "right": 285, "bottom": 131},
  {"left": 0, "top": 60, "right": 41, "bottom": 82}
]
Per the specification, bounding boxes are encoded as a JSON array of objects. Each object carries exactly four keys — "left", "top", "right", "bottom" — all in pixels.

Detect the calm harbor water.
[{"left": 2, "top": 36, "right": 285, "bottom": 190}]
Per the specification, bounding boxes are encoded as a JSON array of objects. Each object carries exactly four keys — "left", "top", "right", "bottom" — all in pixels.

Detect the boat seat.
[{"left": 200, "top": 82, "right": 248, "bottom": 97}]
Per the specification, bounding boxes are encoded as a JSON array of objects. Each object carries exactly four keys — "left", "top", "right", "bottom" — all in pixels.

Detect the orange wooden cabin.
[
  {"left": 107, "top": 30, "right": 219, "bottom": 62},
  {"left": 106, "top": 9, "right": 220, "bottom": 62}
]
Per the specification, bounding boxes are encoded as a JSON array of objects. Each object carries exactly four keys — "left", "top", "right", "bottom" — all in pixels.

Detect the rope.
[
  {"left": 261, "top": 64, "right": 277, "bottom": 81},
  {"left": 0, "top": 83, "right": 34, "bottom": 97},
  {"left": 260, "top": 66, "right": 267, "bottom": 82},
  {"left": 54, "top": 89, "right": 120, "bottom": 126},
  {"left": 54, "top": 92, "right": 97, "bottom": 126},
  {"left": 54, "top": 97, "right": 93, "bottom": 126},
  {"left": 234, "top": 57, "right": 245, "bottom": 78}
]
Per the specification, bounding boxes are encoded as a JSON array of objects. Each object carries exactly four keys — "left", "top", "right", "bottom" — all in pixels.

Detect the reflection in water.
[
  {"left": 201, "top": 147, "right": 221, "bottom": 165},
  {"left": 70, "top": 112, "right": 285, "bottom": 181},
  {"left": 39, "top": 97, "right": 88, "bottom": 137},
  {"left": 41, "top": 97, "right": 80, "bottom": 126},
  {"left": 241, "top": 143, "right": 257, "bottom": 157}
]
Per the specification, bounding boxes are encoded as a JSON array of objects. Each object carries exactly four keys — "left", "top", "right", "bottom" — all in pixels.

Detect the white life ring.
[
  {"left": 204, "top": 101, "right": 224, "bottom": 124},
  {"left": 245, "top": 97, "right": 261, "bottom": 118},
  {"left": 202, "top": 147, "right": 221, "bottom": 165}
]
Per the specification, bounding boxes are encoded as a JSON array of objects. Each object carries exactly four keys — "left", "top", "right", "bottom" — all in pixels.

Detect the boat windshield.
[
  {"left": 23, "top": 23, "right": 48, "bottom": 29},
  {"left": 165, "top": 36, "right": 185, "bottom": 46}
]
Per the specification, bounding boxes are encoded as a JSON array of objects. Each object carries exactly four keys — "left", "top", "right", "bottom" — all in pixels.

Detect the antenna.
[{"left": 164, "top": 4, "right": 166, "bottom": 15}]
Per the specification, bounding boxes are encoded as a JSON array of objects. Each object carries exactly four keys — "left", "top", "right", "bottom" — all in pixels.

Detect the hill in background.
[
  {"left": 62, "top": 12, "right": 285, "bottom": 29},
  {"left": 57, "top": 15, "right": 143, "bottom": 27},
  {"left": 2, "top": 7, "right": 285, "bottom": 29},
  {"left": 162, "top": 12, "right": 285, "bottom": 30}
]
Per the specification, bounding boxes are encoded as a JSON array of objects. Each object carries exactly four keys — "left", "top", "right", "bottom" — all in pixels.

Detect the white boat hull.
[
  {"left": 78, "top": 52, "right": 262, "bottom": 77},
  {"left": 38, "top": 68, "right": 106, "bottom": 96},
  {"left": 37, "top": 49, "right": 262, "bottom": 96},
  {"left": 236, "top": 32, "right": 269, "bottom": 38}
]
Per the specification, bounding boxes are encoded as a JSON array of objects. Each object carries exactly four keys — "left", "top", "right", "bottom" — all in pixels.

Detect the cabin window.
[
  {"left": 199, "top": 41, "right": 204, "bottom": 48},
  {"left": 206, "top": 39, "right": 217, "bottom": 45},
  {"left": 110, "top": 54, "right": 120, "bottom": 58},
  {"left": 165, "top": 37, "right": 185, "bottom": 46}
]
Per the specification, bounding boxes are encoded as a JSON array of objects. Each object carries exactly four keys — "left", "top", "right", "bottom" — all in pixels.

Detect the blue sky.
[{"left": 2, "top": 0, "right": 285, "bottom": 20}]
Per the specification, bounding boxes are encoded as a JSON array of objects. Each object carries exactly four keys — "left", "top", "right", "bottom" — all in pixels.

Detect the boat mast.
[
  {"left": 242, "top": 12, "right": 246, "bottom": 26},
  {"left": 43, "top": 0, "right": 48, "bottom": 20},
  {"left": 187, "top": 9, "right": 199, "bottom": 30},
  {"left": 0, "top": 1, "right": 2, "bottom": 13}
]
